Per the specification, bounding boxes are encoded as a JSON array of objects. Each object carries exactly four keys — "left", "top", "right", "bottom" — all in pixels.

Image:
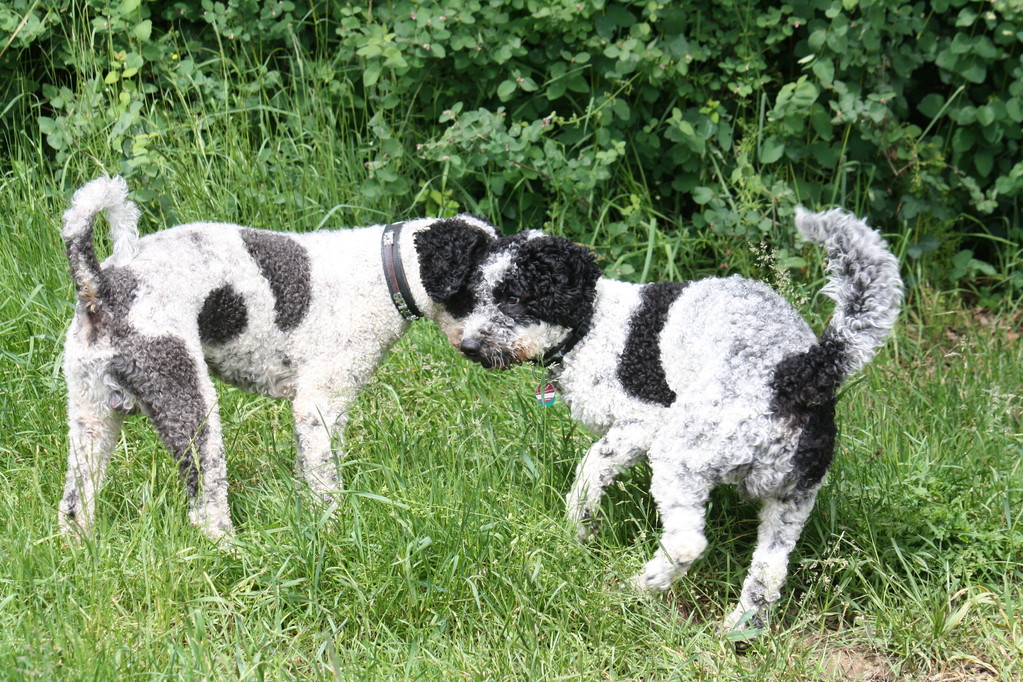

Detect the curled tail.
[
  {"left": 772, "top": 207, "right": 903, "bottom": 413},
  {"left": 62, "top": 176, "right": 140, "bottom": 314}
]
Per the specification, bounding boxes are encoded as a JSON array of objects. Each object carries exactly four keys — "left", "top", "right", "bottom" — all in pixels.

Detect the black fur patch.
[
  {"left": 492, "top": 235, "right": 601, "bottom": 329},
  {"left": 63, "top": 489, "right": 78, "bottom": 520},
  {"left": 198, "top": 285, "right": 248, "bottom": 344},
  {"left": 617, "top": 281, "right": 689, "bottom": 407},
  {"left": 87, "top": 267, "right": 140, "bottom": 342},
  {"left": 790, "top": 399, "right": 837, "bottom": 492},
  {"left": 109, "top": 334, "right": 208, "bottom": 497},
  {"left": 240, "top": 229, "right": 311, "bottom": 331},
  {"left": 414, "top": 217, "right": 495, "bottom": 317},
  {"left": 770, "top": 330, "right": 846, "bottom": 492},
  {"left": 769, "top": 330, "right": 846, "bottom": 416},
  {"left": 64, "top": 232, "right": 101, "bottom": 297}
]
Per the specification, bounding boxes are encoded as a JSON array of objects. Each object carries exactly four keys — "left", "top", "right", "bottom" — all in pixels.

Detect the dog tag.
[{"left": 535, "top": 381, "right": 557, "bottom": 406}]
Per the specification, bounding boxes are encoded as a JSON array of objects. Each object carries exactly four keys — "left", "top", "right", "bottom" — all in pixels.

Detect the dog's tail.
[
  {"left": 62, "top": 176, "right": 141, "bottom": 311},
  {"left": 772, "top": 208, "right": 903, "bottom": 412}
]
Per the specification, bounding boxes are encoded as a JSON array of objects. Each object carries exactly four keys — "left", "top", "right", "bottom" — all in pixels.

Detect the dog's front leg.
[
  {"left": 565, "top": 421, "right": 648, "bottom": 540},
  {"left": 631, "top": 457, "right": 713, "bottom": 592},
  {"left": 292, "top": 390, "right": 355, "bottom": 509}
]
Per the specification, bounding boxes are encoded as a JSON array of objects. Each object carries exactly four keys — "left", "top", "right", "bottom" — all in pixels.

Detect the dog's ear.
[
  {"left": 514, "top": 237, "right": 601, "bottom": 328},
  {"left": 414, "top": 217, "right": 495, "bottom": 304}
]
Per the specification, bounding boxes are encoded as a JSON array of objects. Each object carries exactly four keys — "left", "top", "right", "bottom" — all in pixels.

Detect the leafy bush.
[{"left": 2, "top": 0, "right": 1021, "bottom": 297}]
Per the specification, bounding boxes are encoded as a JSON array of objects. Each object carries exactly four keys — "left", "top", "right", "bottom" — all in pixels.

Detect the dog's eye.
[{"left": 499, "top": 293, "right": 531, "bottom": 318}]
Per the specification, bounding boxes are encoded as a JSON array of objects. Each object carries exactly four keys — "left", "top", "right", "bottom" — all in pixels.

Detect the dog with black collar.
[{"left": 58, "top": 176, "right": 496, "bottom": 540}]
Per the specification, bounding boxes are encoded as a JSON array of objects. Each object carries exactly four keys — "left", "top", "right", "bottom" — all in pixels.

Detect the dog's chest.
[{"left": 556, "top": 280, "right": 663, "bottom": 432}]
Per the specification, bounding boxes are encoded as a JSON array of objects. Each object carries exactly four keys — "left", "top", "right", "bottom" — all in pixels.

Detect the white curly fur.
[
  {"left": 451, "top": 209, "right": 903, "bottom": 636},
  {"left": 59, "top": 176, "right": 496, "bottom": 541}
]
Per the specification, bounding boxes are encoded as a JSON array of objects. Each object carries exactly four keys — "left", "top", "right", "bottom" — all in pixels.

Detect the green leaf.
[
  {"left": 918, "top": 93, "right": 945, "bottom": 119},
  {"left": 383, "top": 50, "right": 408, "bottom": 69},
  {"left": 119, "top": 0, "right": 141, "bottom": 16},
  {"left": 955, "top": 8, "right": 977, "bottom": 27},
  {"left": 811, "top": 105, "right": 834, "bottom": 139},
  {"left": 612, "top": 98, "right": 630, "bottom": 121},
  {"left": 973, "top": 36, "right": 998, "bottom": 60},
  {"left": 961, "top": 62, "right": 986, "bottom": 84},
  {"left": 976, "top": 105, "right": 995, "bottom": 127},
  {"left": 808, "top": 29, "right": 827, "bottom": 52},
  {"left": 811, "top": 57, "right": 834, "bottom": 87},
  {"left": 1006, "top": 98, "right": 1023, "bottom": 123},
  {"left": 692, "top": 186, "right": 714, "bottom": 204},
  {"left": 975, "top": 151, "right": 993, "bottom": 177},
  {"left": 759, "top": 136, "right": 785, "bottom": 164},
  {"left": 952, "top": 127, "right": 976, "bottom": 153},
  {"left": 363, "top": 61, "right": 381, "bottom": 87},
  {"left": 104, "top": 70, "right": 121, "bottom": 84},
  {"left": 780, "top": 256, "right": 806, "bottom": 269},
  {"left": 133, "top": 20, "right": 152, "bottom": 41},
  {"left": 497, "top": 80, "right": 516, "bottom": 101},
  {"left": 951, "top": 249, "right": 973, "bottom": 281}
]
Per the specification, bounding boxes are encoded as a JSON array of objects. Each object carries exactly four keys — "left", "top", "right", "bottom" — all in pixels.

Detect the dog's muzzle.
[
  {"left": 458, "top": 337, "right": 523, "bottom": 370},
  {"left": 458, "top": 337, "right": 493, "bottom": 368}
]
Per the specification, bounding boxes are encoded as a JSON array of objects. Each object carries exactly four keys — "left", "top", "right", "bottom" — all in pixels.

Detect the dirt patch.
[
  {"left": 810, "top": 639, "right": 894, "bottom": 681},
  {"left": 802, "top": 632, "right": 1000, "bottom": 682},
  {"left": 919, "top": 661, "right": 998, "bottom": 682}
]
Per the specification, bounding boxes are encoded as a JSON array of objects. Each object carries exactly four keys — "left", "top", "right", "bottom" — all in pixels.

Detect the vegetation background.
[{"left": 1, "top": 0, "right": 1020, "bottom": 679}]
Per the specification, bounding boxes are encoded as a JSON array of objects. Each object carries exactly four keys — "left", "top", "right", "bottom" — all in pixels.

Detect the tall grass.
[{"left": 1, "top": 12, "right": 1021, "bottom": 682}]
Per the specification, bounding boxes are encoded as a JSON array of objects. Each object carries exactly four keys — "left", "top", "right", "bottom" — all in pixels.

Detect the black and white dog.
[
  {"left": 59, "top": 176, "right": 496, "bottom": 540},
  {"left": 448, "top": 209, "right": 902, "bottom": 632}
]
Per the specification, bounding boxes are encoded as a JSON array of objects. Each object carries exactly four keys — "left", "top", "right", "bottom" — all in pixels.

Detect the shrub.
[{"left": 2, "top": 0, "right": 1020, "bottom": 297}]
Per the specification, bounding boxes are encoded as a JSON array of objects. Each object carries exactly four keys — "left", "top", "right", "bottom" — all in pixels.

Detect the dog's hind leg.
[
  {"left": 631, "top": 456, "right": 714, "bottom": 592},
  {"left": 565, "top": 421, "right": 649, "bottom": 540},
  {"left": 723, "top": 489, "right": 820, "bottom": 633},
  {"left": 59, "top": 368, "right": 126, "bottom": 537},
  {"left": 110, "top": 335, "right": 233, "bottom": 540}
]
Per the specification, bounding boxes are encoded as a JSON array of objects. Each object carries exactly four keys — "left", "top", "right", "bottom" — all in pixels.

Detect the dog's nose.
[{"left": 459, "top": 337, "right": 483, "bottom": 360}]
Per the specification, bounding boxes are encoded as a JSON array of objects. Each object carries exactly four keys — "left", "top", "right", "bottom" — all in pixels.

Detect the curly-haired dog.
[
  {"left": 450, "top": 209, "right": 902, "bottom": 632},
  {"left": 59, "top": 176, "right": 496, "bottom": 540}
]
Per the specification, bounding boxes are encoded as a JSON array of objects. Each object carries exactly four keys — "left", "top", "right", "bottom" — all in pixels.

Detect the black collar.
[
  {"left": 537, "top": 315, "right": 592, "bottom": 368},
  {"left": 381, "top": 222, "right": 423, "bottom": 321}
]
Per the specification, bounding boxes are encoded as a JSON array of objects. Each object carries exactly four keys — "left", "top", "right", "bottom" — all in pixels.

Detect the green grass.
[
  {"left": 2, "top": 26, "right": 1021, "bottom": 680},
  {"left": 2, "top": 159, "right": 1021, "bottom": 680}
]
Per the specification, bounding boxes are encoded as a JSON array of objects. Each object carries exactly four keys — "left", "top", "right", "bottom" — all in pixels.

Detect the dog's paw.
[
  {"left": 722, "top": 603, "right": 768, "bottom": 651},
  {"left": 190, "top": 506, "right": 235, "bottom": 544},
  {"left": 205, "top": 522, "right": 235, "bottom": 543},
  {"left": 309, "top": 488, "right": 343, "bottom": 517},
  {"left": 570, "top": 509, "right": 599, "bottom": 542},
  {"left": 58, "top": 513, "right": 92, "bottom": 542},
  {"left": 214, "top": 530, "right": 243, "bottom": 555},
  {"left": 629, "top": 558, "right": 677, "bottom": 593},
  {"left": 575, "top": 523, "right": 598, "bottom": 542}
]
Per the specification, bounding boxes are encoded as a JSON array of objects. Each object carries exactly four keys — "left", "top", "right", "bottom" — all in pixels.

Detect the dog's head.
[
  {"left": 411, "top": 214, "right": 497, "bottom": 335},
  {"left": 444, "top": 231, "right": 601, "bottom": 369}
]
